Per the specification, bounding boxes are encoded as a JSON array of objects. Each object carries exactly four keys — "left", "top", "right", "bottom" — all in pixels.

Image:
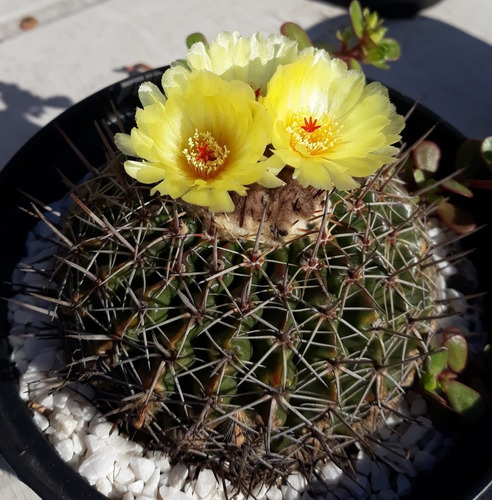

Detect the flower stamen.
[
  {"left": 183, "top": 130, "right": 230, "bottom": 179},
  {"left": 287, "top": 113, "right": 343, "bottom": 156}
]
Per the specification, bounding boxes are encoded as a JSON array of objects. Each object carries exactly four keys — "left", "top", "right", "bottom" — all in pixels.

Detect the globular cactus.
[
  {"left": 44, "top": 27, "right": 445, "bottom": 494},
  {"left": 55, "top": 148, "right": 439, "bottom": 489}
]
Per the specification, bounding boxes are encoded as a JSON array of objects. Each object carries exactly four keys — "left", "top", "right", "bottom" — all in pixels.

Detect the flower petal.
[
  {"left": 124, "top": 160, "right": 165, "bottom": 183},
  {"left": 114, "top": 133, "right": 137, "bottom": 157}
]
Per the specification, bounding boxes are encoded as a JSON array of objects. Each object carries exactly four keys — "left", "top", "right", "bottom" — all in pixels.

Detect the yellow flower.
[
  {"left": 114, "top": 70, "right": 275, "bottom": 213},
  {"left": 262, "top": 48, "right": 405, "bottom": 191},
  {"left": 165, "top": 31, "right": 298, "bottom": 98}
]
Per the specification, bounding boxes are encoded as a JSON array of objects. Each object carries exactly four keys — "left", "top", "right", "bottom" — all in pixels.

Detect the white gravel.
[{"left": 7, "top": 199, "right": 480, "bottom": 500}]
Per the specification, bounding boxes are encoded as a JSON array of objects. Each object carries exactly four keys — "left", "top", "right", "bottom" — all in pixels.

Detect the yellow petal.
[
  {"left": 138, "top": 81, "right": 167, "bottom": 107},
  {"left": 124, "top": 160, "right": 165, "bottom": 183},
  {"left": 114, "top": 133, "right": 136, "bottom": 157}
]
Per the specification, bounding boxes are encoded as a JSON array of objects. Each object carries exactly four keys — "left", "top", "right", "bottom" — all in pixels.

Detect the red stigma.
[
  {"left": 301, "top": 117, "right": 321, "bottom": 133},
  {"left": 196, "top": 144, "right": 216, "bottom": 163}
]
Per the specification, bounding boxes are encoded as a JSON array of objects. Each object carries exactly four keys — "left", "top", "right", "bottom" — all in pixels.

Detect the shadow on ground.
[{"left": 0, "top": 82, "right": 72, "bottom": 170}]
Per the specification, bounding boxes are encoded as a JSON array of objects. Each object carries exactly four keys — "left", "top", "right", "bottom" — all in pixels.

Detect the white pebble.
[
  {"left": 287, "top": 473, "right": 307, "bottom": 492},
  {"left": 340, "top": 474, "right": 368, "bottom": 498},
  {"left": 321, "top": 461, "right": 343, "bottom": 485},
  {"left": 396, "top": 474, "right": 412, "bottom": 496},
  {"left": 95, "top": 477, "right": 113, "bottom": 497},
  {"left": 168, "top": 462, "right": 189, "bottom": 489},
  {"left": 130, "top": 456, "right": 156, "bottom": 483},
  {"left": 81, "top": 404, "right": 98, "bottom": 422},
  {"left": 110, "top": 433, "right": 143, "bottom": 454},
  {"left": 78, "top": 447, "right": 118, "bottom": 484},
  {"left": 115, "top": 464, "right": 136, "bottom": 486},
  {"left": 141, "top": 468, "right": 161, "bottom": 498},
  {"left": 36, "top": 393, "right": 53, "bottom": 413},
  {"left": 370, "top": 462, "right": 390, "bottom": 491},
  {"left": 51, "top": 412, "right": 78, "bottom": 436},
  {"left": 71, "top": 432, "right": 84, "bottom": 455},
  {"left": 112, "top": 480, "right": 131, "bottom": 497},
  {"left": 32, "top": 410, "right": 49, "bottom": 431},
  {"left": 66, "top": 397, "right": 89, "bottom": 418},
  {"left": 400, "top": 422, "right": 428, "bottom": 448},
  {"left": 54, "top": 437, "right": 74, "bottom": 462},
  {"left": 148, "top": 452, "right": 171, "bottom": 472},
  {"left": 84, "top": 433, "right": 106, "bottom": 455},
  {"left": 355, "top": 450, "right": 372, "bottom": 475},
  {"left": 21, "top": 336, "right": 46, "bottom": 360},
  {"left": 30, "top": 348, "right": 56, "bottom": 371},
  {"left": 52, "top": 390, "right": 69, "bottom": 409},
  {"left": 115, "top": 454, "right": 131, "bottom": 471},
  {"left": 266, "top": 486, "right": 283, "bottom": 500},
  {"left": 159, "top": 485, "right": 195, "bottom": 500},
  {"left": 195, "top": 469, "right": 217, "bottom": 498},
  {"left": 122, "top": 493, "right": 134, "bottom": 500},
  {"left": 281, "top": 484, "right": 301, "bottom": 500},
  {"left": 127, "top": 480, "right": 145, "bottom": 495},
  {"left": 251, "top": 483, "right": 269, "bottom": 499},
  {"left": 90, "top": 421, "right": 114, "bottom": 439}
]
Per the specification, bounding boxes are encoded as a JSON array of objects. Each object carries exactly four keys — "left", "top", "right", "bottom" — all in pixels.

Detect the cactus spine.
[{"left": 54, "top": 150, "right": 438, "bottom": 490}]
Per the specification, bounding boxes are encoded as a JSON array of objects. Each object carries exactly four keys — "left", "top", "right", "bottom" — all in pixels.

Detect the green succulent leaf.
[
  {"left": 444, "top": 380, "right": 483, "bottom": 418},
  {"left": 186, "top": 32, "right": 208, "bottom": 49},
  {"left": 413, "top": 168, "right": 427, "bottom": 187},
  {"left": 426, "top": 349, "right": 448, "bottom": 376},
  {"left": 336, "top": 27, "right": 352, "bottom": 44},
  {"left": 366, "top": 46, "right": 388, "bottom": 67},
  {"left": 366, "top": 10, "right": 380, "bottom": 29},
  {"left": 349, "top": 59, "right": 362, "bottom": 70},
  {"left": 379, "top": 38, "right": 401, "bottom": 60},
  {"left": 445, "top": 335, "right": 468, "bottom": 373},
  {"left": 280, "top": 22, "right": 312, "bottom": 50},
  {"left": 369, "top": 27, "right": 386, "bottom": 45},
  {"left": 441, "top": 179, "right": 474, "bottom": 198},
  {"left": 421, "top": 371, "right": 438, "bottom": 392},
  {"left": 349, "top": 0, "right": 364, "bottom": 38}
]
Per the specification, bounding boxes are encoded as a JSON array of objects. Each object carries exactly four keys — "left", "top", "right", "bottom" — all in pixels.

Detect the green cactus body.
[{"left": 57, "top": 157, "right": 438, "bottom": 487}]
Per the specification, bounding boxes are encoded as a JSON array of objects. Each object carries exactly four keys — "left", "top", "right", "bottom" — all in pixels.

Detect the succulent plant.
[{"left": 53, "top": 147, "right": 440, "bottom": 490}]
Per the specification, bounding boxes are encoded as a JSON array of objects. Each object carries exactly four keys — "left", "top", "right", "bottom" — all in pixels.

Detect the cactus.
[
  {"left": 37, "top": 27, "right": 452, "bottom": 495},
  {"left": 54, "top": 147, "right": 439, "bottom": 489}
]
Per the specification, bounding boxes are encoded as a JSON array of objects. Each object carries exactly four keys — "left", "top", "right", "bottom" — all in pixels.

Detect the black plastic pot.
[
  {"left": 323, "top": 0, "right": 444, "bottom": 17},
  {"left": 0, "top": 68, "right": 490, "bottom": 500}
]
